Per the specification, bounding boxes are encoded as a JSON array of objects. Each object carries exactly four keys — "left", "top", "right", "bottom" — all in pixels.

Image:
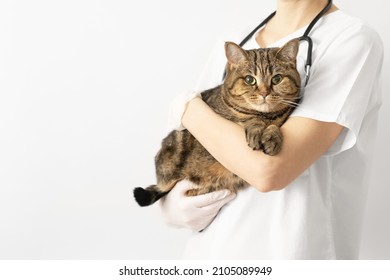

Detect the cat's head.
[{"left": 223, "top": 39, "right": 301, "bottom": 113}]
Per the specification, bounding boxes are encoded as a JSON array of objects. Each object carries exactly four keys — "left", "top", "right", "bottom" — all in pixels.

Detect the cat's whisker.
[
  {"left": 282, "top": 99, "right": 300, "bottom": 105},
  {"left": 280, "top": 100, "right": 300, "bottom": 108},
  {"left": 283, "top": 96, "right": 301, "bottom": 100}
]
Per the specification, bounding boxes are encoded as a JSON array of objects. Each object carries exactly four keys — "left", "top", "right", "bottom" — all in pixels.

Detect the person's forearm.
[
  {"left": 182, "top": 97, "right": 344, "bottom": 192},
  {"left": 182, "top": 97, "right": 278, "bottom": 192}
]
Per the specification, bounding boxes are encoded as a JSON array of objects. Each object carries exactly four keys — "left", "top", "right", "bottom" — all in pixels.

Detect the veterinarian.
[{"left": 160, "top": 0, "right": 383, "bottom": 259}]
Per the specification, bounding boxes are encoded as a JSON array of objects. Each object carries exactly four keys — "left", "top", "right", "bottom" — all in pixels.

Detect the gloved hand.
[
  {"left": 167, "top": 90, "right": 200, "bottom": 131},
  {"left": 159, "top": 180, "right": 236, "bottom": 232}
]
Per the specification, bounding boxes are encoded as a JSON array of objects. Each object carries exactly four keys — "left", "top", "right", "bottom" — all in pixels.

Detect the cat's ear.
[
  {"left": 276, "top": 39, "right": 299, "bottom": 62},
  {"left": 225, "top": 42, "right": 248, "bottom": 66}
]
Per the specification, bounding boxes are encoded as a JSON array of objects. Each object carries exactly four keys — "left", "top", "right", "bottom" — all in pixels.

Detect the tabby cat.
[{"left": 134, "top": 39, "right": 300, "bottom": 206}]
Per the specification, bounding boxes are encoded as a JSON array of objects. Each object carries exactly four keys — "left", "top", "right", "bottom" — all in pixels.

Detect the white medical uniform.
[{"left": 182, "top": 11, "right": 383, "bottom": 259}]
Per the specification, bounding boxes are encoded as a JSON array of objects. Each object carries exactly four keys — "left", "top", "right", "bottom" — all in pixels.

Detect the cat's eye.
[
  {"left": 244, "top": 75, "right": 256, "bottom": 86},
  {"left": 271, "top": 74, "right": 282, "bottom": 85}
]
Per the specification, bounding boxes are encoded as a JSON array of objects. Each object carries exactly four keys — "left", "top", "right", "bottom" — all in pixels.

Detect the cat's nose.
[
  {"left": 258, "top": 84, "right": 269, "bottom": 97},
  {"left": 259, "top": 91, "right": 269, "bottom": 97}
]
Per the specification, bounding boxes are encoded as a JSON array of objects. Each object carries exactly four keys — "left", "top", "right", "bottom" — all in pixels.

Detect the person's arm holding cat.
[{"left": 182, "top": 98, "right": 343, "bottom": 192}]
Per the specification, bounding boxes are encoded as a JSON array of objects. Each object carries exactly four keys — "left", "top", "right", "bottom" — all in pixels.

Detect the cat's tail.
[{"left": 133, "top": 185, "right": 168, "bottom": 207}]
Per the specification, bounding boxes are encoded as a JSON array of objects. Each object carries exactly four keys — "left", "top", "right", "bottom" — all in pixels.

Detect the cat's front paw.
[
  {"left": 261, "top": 125, "right": 283, "bottom": 156},
  {"left": 245, "top": 125, "right": 265, "bottom": 151}
]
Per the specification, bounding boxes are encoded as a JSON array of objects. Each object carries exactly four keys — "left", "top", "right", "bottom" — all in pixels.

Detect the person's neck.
[
  {"left": 256, "top": 0, "right": 336, "bottom": 47},
  {"left": 274, "top": 0, "right": 332, "bottom": 31}
]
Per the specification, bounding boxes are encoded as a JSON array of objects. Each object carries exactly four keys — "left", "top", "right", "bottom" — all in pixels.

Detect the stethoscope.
[{"left": 223, "top": 0, "right": 333, "bottom": 87}]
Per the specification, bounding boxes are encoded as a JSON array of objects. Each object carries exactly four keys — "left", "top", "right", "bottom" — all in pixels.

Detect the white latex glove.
[
  {"left": 159, "top": 180, "right": 236, "bottom": 232},
  {"left": 167, "top": 90, "right": 200, "bottom": 131}
]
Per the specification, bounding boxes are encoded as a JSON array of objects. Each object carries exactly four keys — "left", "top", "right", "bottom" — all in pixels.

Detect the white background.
[{"left": 0, "top": 0, "right": 389, "bottom": 259}]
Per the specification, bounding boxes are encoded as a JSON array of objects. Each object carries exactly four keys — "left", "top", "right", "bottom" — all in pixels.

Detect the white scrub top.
[{"left": 182, "top": 10, "right": 383, "bottom": 259}]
